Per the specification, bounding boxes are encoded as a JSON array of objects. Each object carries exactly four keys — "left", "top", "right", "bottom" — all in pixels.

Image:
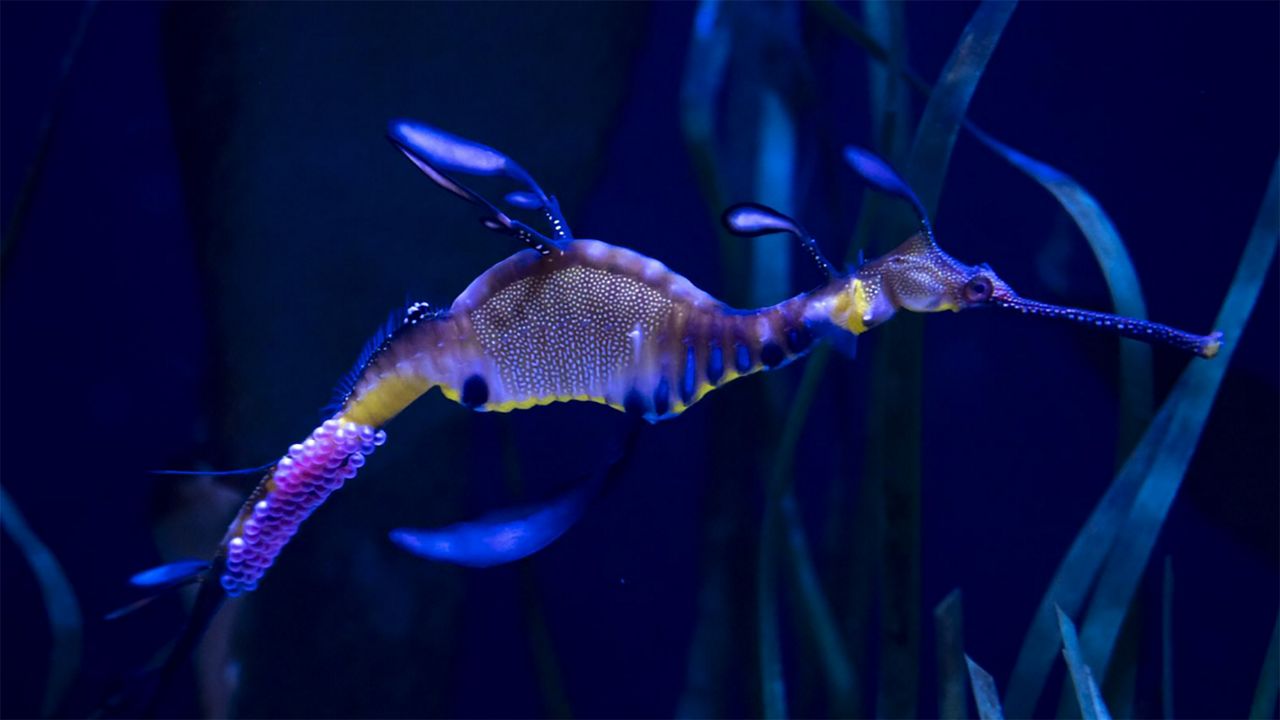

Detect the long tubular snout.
[{"left": 993, "top": 294, "right": 1223, "bottom": 358}]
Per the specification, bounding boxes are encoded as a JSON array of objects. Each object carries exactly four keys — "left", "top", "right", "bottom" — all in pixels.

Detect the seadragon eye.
[{"left": 964, "top": 276, "right": 993, "bottom": 303}]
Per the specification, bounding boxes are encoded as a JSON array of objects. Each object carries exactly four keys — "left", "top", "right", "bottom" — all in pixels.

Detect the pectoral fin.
[
  {"left": 389, "top": 476, "right": 600, "bottom": 568},
  {"left": 390, "top": 424, "right": 641, "bottom": 567}
]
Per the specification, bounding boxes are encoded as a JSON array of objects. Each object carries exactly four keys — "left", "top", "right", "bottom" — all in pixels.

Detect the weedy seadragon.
[{"left": 125, "top": 120, "right": 1221, "bottom": 706}]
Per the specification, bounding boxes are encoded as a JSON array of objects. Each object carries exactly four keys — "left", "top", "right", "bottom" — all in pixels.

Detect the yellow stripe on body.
[
  {"left": 832, "top": 278, "right": 872, "bottom": 334},
  {"left": 485, "top": 381, "right": 730, "bottom": 420},
  {"left": 487, "top": 393, "right": 616, "bottom": 414},
  {"left": 339, "top": 374, "right": 433, "bottom": 427}
]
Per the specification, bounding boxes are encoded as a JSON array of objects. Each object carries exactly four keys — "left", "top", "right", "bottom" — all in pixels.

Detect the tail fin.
[
  {"left": 97, "top": 566, "right": 227, "bottom": 718},
  {"left": 390, "top": 422, "right": 642, "bottom": 566},
  {"left": 102, "top": 559, "right": 210, "bottom": 622}
]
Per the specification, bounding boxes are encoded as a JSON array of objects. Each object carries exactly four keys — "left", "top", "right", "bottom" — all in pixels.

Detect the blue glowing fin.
[
  {"left": 149, "top": 462, "right": 275, "bottom": 478},
  {"left": 388, "top": 120, "right": 511, "bottom": 177},
  {"left": 325, "top": 303, "right": 418, "bottom": 417},
  {"left": 843, "top": 146, "right": 934, "bottom": 237},
  {"left": 104, "top": 594, "right": 165, "bottom": 621},
  {"left": 390, "top": 475, "right": 601, "bottom": 567},
  {"left": 389, "top": 137, "right": 557, "bottom": 255},
  {"left": 105, "top": 560, "right": 212, "bottom": 621},
  {"left": 1056, "top": 606, "right": 1114, "bottom": 720},
  {"left": 504, "top": 190, "right": 543, "bottom": 209},
  {"left": 722, "top": 202, "right": 806, "bottom": 238},
  {"left": 388, "top": 119, "right": 572, "bottom": 246},
  {"left": 503, "top": 191, "right": 572, "bottom": 240},
  {"left": 722, "top": 202, "right": 837, "bottom": 279},
  {"left": 392, "top": 424, "right": 641, "bottom": 567},
  {"left": 129, "top": 559, "right": 211, "bottom": 588}
]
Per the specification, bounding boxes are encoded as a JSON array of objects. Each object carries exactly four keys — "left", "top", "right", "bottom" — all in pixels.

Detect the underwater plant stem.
[
  {"left": 753, "top": 100, "right": 799, "bottom": 718},
  {"left": 680, "top": 0, "right": 747, "bottom": 305},
  {"left": 675, "top": 542, "right": 734, "bottom": 718},
  {"left": 0, "top": 485, "right": 83, "bottom": 717},
  {"left": 519, "top": 563, "right": 572, "bottom": 719},
  {"left": 816, "top": 2, "right": 1156, "bottom": 464},
  {"left": 936, "top": 586, "right": 962, "bottom": 712},
  {"left": 872, "top": 5, "right": 1020, "bottom": 717},
  {"left": 758, "top": 336, "right": 864, "bottom": 715},
  {"left": 934, "top": 589, "right": 968, "bottom": 719},
  {"left": 1161, "top": 556, "right": 1174, "bottom": 720},
  {"left": 1077, "top": 160, "right": 1279, "bottom": 681},
  {"left": 862, "top": 0, "right": 909, "bottom": 162},
  {"left": 1, "top": 0, "right": 98, "bottom": 279},
  {"left": 965, "top": 655, "right": 1006, "bottom": 720},
  {"left": 750, "top": 89, "right": 796, "bottom": 310},
  {"left": 1004, "top": 402, "right": 1170, "bottom": 715},
  {"left": 818, "top": 3, "right": 1217, "bottom": 714},
  {"left": 1250, "top": 611, "right": 1280, "bottom": 720},
  {"left": 1005, "top": 161, "right": 1278, "bottom": 716},
  {"left": 850, "top": 3, "right": 918, "bottom": 715},
  {"left": 682, "top": 5, "right": 819, "bottom": 716},
  {"left": 769, "top": 344, "right": 859, "bottom": 712},
  {"left": 837, "top": 11, "right": 911, "bottom": 715},
  {"left": 684, "top": 5, "right": 817, "bottom": 716},
  {"left": 811, "top": 0, "right": 939, "bottom": 102},
  {"left": 965, "top": 126, "right": 1154, "bottom": 458},
  {"left": 757, "top": 504, "right": 788, "bottom": 720},
  {"left": 903, "top": 0, "right": 1016, "bottom": 214},
  {"left": 864, "top": 321, "right": 923, "bottom": 719},
  {"left": 780, "top": 493, "right": 859, "bottom": 714},
  {"left": 1057, "top": 607, "right": 1114, "bottom": 720},
  {"left": 767, "top": 345, "right": 831, "bottom": 505},
  {"left": 1074, "top": 593, "right": 1137, "bottom": 718},
  {"left": 499, "top": 421, "right": 572, "bottom": 718}
]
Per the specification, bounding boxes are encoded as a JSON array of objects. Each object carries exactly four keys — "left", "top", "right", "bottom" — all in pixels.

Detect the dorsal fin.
[
  {"left": 843, "top": 145, "right": 936, "bottom": 239},
  {"left": 129, "top": 560, "right": 211, "bottom": 588},
  {"left": 105, "top": 560, "right": 213, "bottom": 621},
  {"left": 389, "top": 421, "right": 641, "bottom": 566},
  {"left": 323, "top": 301, "right": 443, "bottom": 417},
  {"left": 890, "top": 232, "right": 940, "bottom": 257},
  {"left": 388, "top": 119, "right": 572, "bottom": 253},
  {"left": 721, "top": 202, "right": 838, "bottom": 279}
]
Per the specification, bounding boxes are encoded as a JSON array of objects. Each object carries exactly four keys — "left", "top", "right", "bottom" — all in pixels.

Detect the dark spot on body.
[
  {"left": 681, "top": 347, "right": 697, "bottom": 404},
  {"left": 461, "top": 375, "right": 489, "bottom": 408},
  {"left": 734, "top": 343, "right": 751, "bottom": 373},
  {"left": 786, "top": 325, "right": 811, "bottom": 354},
  {"left": 761, "top": 342, "right": 785, "bottom": 368},
  {"left": 624, "top": 388, "right": 648, "bottom": 416},
  {"left": 706, "top": 345, "right": 724, "bottom": 384},
  {"left": 653, "top": 378, "right": 670, "bottom": 416}
]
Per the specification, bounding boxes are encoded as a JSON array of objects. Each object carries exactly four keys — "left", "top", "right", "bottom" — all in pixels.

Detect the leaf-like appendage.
[
  {"left": 843, "top": 145, "right": 934, "bottom": 237},
  {"left": 844, "top": 146, "right": 918, "bottom": 204},
  {"left": 388, "top": 119, "right": 509, "bottom": 176},
  {"left": 965, "top": 655, "right": 1006, "bottom": 720},
  {"left": 1056, "top": 606, "right": 1113, "bottom": 720},
  {"left": 722, "top": 202, "right": 804, "bottom": 238},
  {"left": 129, "top": 559, "right": 211, "bottom": 588},
  {"left": 390, "top": 478, "right": 598, "bottom": 568},
  {"left": 504, "top": 190, "right": 544, "bottom": 209}
]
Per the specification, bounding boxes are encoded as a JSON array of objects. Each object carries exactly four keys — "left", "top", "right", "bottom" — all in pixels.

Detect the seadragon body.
[
  {"left": 217, "top": 237, "right": 866, "bottom": 594},
  {"left": 131, "top": 121, "right": 1222, "bottom": 698},
  {"left": 344, "top": 239, "right": 849, "bottom": 427}
]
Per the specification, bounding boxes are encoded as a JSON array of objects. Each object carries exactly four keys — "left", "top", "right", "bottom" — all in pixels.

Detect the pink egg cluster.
[{"left": 220, "top": 418, "right": 386, "bottom": 597}]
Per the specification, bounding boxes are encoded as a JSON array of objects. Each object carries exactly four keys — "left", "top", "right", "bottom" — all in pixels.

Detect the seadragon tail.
[{"left": 218, "top": 418, "right": 387, "bottom": 596}]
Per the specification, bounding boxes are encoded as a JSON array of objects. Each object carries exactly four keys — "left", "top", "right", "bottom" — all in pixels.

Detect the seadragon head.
[
  {"left": 852, "top": 232, "right": 1012, "bottom": 315},
  {"left": 724, "top": 146, "right": 1222, "bottom": 359}
]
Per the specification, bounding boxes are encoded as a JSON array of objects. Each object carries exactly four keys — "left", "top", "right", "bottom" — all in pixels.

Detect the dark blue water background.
[{"left": 2, "top": 2, "right": 1276, "bottom": 718}]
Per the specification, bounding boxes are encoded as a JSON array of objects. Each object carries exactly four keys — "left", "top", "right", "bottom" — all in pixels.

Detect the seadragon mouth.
[{"left": 991, "top": 292, "right": 1222, "bottom": 359}]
